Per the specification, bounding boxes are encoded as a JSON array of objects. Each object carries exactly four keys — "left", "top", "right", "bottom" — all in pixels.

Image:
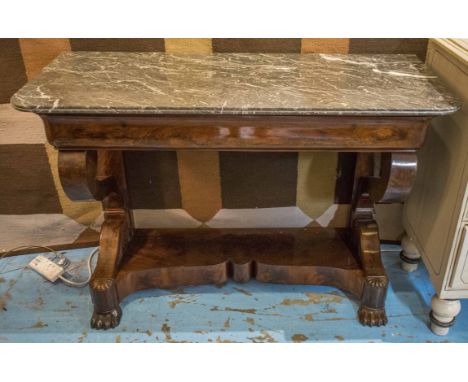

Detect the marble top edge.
[
  {"left": 11, "top": 104, "right": 460, "bottom": 117},
  {"left": 33, "top": 51, "right": 428, "bottom": 59},
  {"left": 11, "top": 52, "right": 461, "bottom": 116}
]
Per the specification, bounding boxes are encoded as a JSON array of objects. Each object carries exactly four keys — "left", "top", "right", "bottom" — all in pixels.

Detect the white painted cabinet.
[
  {"left": 450, "top": 224, "right": 468, "bottom": 289},
  {"left": 402, "top": 38, "right": 468, "bottom": 335}
]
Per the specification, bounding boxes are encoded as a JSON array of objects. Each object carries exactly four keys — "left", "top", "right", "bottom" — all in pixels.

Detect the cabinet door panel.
[{"left": 450, "top": 225, "right": 468, "bottom": 289}]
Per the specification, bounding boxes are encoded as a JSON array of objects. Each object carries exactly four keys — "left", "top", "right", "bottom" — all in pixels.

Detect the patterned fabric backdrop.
[{"left": 0, "top": 38, "right": 428, "bottom": 253}]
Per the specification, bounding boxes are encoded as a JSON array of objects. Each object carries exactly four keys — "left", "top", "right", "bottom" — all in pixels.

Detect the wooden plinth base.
[
  {"left": 117, "top": 228, "right": 365, "bottom": 300},
  {"left": 89, "top": 227, "right": 388, "bottom": 329}
]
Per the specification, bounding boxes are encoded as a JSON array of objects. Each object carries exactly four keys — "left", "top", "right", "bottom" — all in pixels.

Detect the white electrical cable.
[
  {"left": 58, "top": 247, "right": 99, "bottom": 287},
  {"left": 0, "top": 245, "right": 62, "bottom": 261},
  {"left": 0, "top": 245, "right": 64, "bottom": 275},
  {"left": 0, "top": 245, "right": 99, "bottom": 288}
]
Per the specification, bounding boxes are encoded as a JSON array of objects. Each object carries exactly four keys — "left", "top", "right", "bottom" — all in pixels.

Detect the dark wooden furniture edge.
[
  {"left": 115, "top": 228, "right": 366, "bottom": 300},
  {"left": 42, "top": 114, "right": 430, "bottom": 151},
  {"left": 38, "top": 111, "right": 424, "bottom": 330}
]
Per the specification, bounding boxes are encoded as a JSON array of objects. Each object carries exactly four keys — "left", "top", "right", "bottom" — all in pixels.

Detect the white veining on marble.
[
  {"left": 371, "top": 69, "right": 437, "bottom": 79},
  {"left": 319, "top": 54, "right": 380, "bottom": 67},
  {"left": 11, "top": 52, "right": 460, "bottom": 116}
]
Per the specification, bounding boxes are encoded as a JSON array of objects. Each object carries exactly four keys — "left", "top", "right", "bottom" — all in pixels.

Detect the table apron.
[{"left": 42, "top": 115, "right": 430, "bottom": 151}]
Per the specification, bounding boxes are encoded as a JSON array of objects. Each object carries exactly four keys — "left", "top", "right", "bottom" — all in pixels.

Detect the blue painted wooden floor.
[{"left": 1, "top": 245, "right": 467, "bottom": 342}]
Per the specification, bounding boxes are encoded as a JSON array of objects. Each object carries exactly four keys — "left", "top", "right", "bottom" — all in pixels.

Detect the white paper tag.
[{"left": 28, "top": 255, "right": 65, "bottom": 282}]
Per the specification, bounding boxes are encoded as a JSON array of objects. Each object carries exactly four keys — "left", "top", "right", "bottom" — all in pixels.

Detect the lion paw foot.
[
  {"left": 358, "top": 306, "right": 388, "bottom": 327},
  {"left": 91, "top": 307, "right": 122, "bottom": 330}
]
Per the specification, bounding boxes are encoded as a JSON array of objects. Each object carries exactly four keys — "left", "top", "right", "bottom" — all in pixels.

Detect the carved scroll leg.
[
  {"left": 90, "top": 213, "right": 127, "bottom": 330},
  {"left": 355, "top": 220, "right": 389, "bottom": 327},
  {"left": 368, "top": 152, "right": 421, "bottom": 271},
  {"left": 58, "top": 150, "right": 132, "bottom": 329},
  {"left": 350, "top": 152, "right": 418, "bottom": 327}
]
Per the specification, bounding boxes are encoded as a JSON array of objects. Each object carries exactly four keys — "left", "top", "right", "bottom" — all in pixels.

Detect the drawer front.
[
  {"left": 463, "top": 179, "right": 468, "bottom": 221},
  {"left": 450, "top": 225, "right": 468, "bottom": 289}
]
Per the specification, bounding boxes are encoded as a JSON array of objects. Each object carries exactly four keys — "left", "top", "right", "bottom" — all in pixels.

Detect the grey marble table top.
[{"left": 11, "top": 52, "right": 461, "bottom": 116}]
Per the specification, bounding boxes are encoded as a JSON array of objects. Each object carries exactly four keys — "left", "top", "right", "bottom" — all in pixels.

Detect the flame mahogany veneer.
[{"left": 42, "top": 114, "right": 425, "bottom": 329}]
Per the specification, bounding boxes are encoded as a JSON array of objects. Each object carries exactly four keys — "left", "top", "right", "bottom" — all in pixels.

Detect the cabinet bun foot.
[
  {"left": 430, "top": 322, "right": 450, "bottom": 336},
  {"left": 400, "top": 234, "right": 421, "bottom": 272},
  {"left": 429, "top": 295, "right": 461, "bottom": 336}
]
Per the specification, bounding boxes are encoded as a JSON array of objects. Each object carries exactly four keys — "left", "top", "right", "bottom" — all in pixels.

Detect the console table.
[{"left": 11, "top": 52, "right": 460, "bottom": 330}]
